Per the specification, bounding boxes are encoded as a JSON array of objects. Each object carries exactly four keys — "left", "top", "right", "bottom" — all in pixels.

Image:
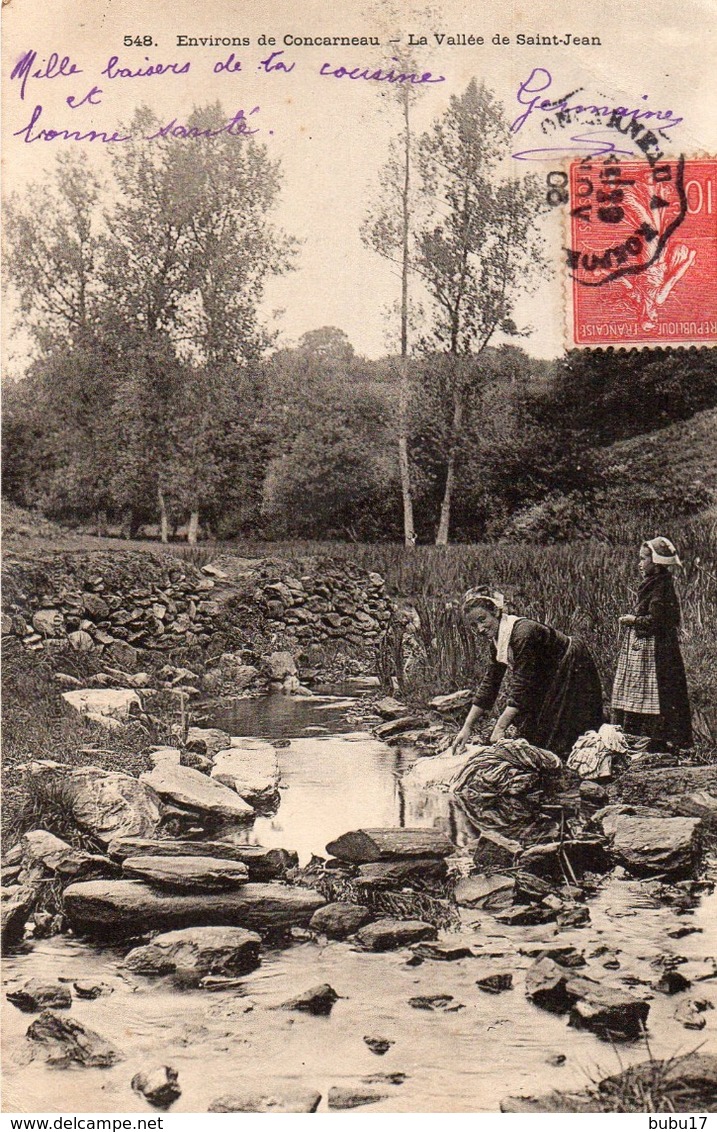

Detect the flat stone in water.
[
  {"left": 475, "top": 972, "right": 513, "bottom": 993},
  {"left": 568, "top": 985, "right": 650, "bottom": 1040},
  {"left": 7, "top": 981, "right": 72, "bottom": 1012},
  {"left": 132, "top": 1066, "right": 181, "bottom": 1108},
  {"left": 408, "top": 994, "right": 464, "bottom": 1012},
  {"left": 107, "top": 838, "right": 297, "bottom": 878},
  {"left": 73, "top": 980, "right": 113, "bottom": 1000},
  {"left": 309, "top": 902, "right": 372, "bottom": 939},
  {"left": 124, "top": 926, "right": 261, "bottom": 977},
  {"left": 326, "top": 828, "right": 454, "bottom": 863},
  {"left": 328, "top": 1085, "right": 389, "bottom": 1109},
  {"left": 364, "top": 1035, "right": 394, "bottom": 1055},
  {"left": 63, "top": 879, "right": 324, "bottom": 937},
  {"left": 356, "top": 918, "right": 437, "bottom": 951},
  {"left": 411, "top": 940, "right": 474, "bottom": 961},
  {"left": 140, "top": 763, "right": 254, "bottom": 821},
  {"left": 209, "top": 1089, "right": 322, "bottom": 1113},
  {"left": 122, "top": 855, "right": 249, "bottom": 890},
  {"left": 26, "top": 1010, "right": 122, "bottom": 1067},
  {"left": 281, "top": 984, "right": 340, "bottom": 1015}
]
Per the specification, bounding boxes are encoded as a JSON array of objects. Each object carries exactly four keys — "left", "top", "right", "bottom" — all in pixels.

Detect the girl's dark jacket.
[{"left": 631, "top": 569, "right": 692, "bottom": 748}]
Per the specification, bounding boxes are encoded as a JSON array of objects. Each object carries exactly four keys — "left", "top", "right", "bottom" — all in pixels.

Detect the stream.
[{"left": 3, "top": 689, "right": 716, "bottom": 1113}]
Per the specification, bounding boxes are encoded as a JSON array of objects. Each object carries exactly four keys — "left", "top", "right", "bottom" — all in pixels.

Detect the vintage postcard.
[{"left": 2, "top": 0, "right": 716, "bottom": 1118}]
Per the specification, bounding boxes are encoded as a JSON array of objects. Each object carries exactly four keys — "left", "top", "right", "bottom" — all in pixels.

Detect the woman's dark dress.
[
  {"left": 473, "top": 618, "right": 603, "bottom": 757},
  {"left": 612, "top": 570, "right": 692, "bottom": 749}
]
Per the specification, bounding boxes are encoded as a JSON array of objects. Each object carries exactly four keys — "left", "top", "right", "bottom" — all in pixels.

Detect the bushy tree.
[{"left": 4, "top": 105, "right": 295, "bottom": 539}]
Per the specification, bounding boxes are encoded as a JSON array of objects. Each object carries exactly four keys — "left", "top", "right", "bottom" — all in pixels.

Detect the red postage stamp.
[{"left": 567, "top": 157, "right": 716, "bottom": 346}]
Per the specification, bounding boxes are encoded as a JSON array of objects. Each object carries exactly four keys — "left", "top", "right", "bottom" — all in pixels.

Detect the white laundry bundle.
[{"left": 566, "top": 723, "right": 631, "bottom": 780}]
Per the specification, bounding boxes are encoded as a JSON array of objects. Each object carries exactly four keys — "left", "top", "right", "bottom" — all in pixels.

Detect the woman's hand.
[
  {"left": 450, "top": 725, "right": 472, "bottom": 755},
  {"left": 619, "top": 614, "right": 636, "bottom": 626},
  {"left": 490, "top": 725, "right": 506, "bottom": 743},
  {"left": 450, "top": 705, "right": 483, "bottom": 754}
]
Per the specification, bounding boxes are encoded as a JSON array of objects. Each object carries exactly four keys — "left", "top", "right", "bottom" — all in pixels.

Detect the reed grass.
[{"left": 181, "top": 513, "right": 716, "bottom": 750}]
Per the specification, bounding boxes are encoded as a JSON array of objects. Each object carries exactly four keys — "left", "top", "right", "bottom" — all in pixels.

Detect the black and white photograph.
[{"left": 2, "top": 0, "right": 716, "bottom": 1117}]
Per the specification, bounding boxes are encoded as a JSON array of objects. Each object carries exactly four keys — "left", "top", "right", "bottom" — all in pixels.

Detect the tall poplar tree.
[{"left": 416, "top": 79, "right": 548, "bottom": 544}]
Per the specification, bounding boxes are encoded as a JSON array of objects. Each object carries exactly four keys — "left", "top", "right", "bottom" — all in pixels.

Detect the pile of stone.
[
  {"left": 302, "top": 827, "right": 457, "bottom": 948},
  {"left": 2, "top": 552, "right": 397, "bottom": 690},
  {"left": 2, "top": 812, "right": 317, "bottom": 951},
  {"left": 248, "top": 558, "right": 393, "bottom": 646},
  {"left": 450, "top": 802, "right": 705, "bottom": 934},
  {"left": 1, "top": 551, "right": 220, "bottom": 664}
]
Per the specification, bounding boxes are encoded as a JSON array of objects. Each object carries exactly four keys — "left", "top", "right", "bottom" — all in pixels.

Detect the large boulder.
[
  {"left": 525, "top": 957, "right": 596, "bottom": 1012},
  {"left": 326, "top": 828, "right": 454, "bottom": 863},
  {"left": 517, "top": 839, "right": 610, "bottom": 880},
  {"left": 211, "top": 741, "right": 280, "bottom": 809},
  {"left": 106, "top": 838, "right": 297, "bottom": 879},
  {"left": 122, "top": 855, "right": 249, "bottom": 890},
  {"left": 1, "top": 885, "right": 36, "bottom": 947},
  {"left": 525, "top": 957, "right": 650, "bottom": 1039},
  {"left": 61, "top": 688, "right": 142, "bottom": 730},
  {"left": 124, "top": 926, "right": 261, "bottom": 977},
  {"left": 26, "top": 1010, "right": 122, "bottom": 1067},
  {"left": 63, "top": 879, "right": 324, "bottom": 937},
  {"left": 356, "top": 918, "right": 437, "bottom": 951},
  {"left": 609, "top": 815, "right": 703, "bottom": 875},
  {"left": 612, "top": 765, "right": 717, "bottom": 807},
  {"left": 23, "top": 761, "right": 163, "bottom": 844},
  {"left": 140, "top": 762, "right": 254, "bottom": 822}
]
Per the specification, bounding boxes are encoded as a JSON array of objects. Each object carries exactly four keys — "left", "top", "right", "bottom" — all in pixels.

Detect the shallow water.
[{"left": 3, "top": 692, "right": 717, "bottom": 1113}]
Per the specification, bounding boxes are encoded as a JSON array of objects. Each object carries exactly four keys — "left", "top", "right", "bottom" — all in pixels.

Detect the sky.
[{"left": 3, "top": 0, "right": 715, "bottom": 368}]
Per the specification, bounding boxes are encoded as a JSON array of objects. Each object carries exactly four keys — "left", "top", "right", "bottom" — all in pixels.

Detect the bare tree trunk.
[
  {"left": 187, "top": 509, "right": 200, "bottom": 545},
  {"left": 435, "top": 390, "right": 463, "bottom": 546},
  {"left": 398, "top": 90, "right": 416, "bottom": 548},
  {"left": 158, "top": 489, "right": 169, "bottom": 544}
]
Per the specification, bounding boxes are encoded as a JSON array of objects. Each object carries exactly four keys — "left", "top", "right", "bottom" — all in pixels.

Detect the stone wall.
[{"left": 1, "top": 550, "right": 395, "bottom": 674}]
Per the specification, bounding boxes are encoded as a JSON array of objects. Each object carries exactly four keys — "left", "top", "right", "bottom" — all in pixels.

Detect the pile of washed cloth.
[
  {"left": 566, "top": 723, "right": 650, "bottom": 780},
  {"left": 451, "top": 738, "right": 562, "bottom": 801}
]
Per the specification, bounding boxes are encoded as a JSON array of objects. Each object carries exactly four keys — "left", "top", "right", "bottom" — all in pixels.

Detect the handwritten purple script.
[
  {"left": 9, "top": 47, "right": 445, "bottom": 144},
  {"left": 14, "top": 104, "right": 262, "bottom": 144},
  {"left": 510, "top": 67, "right": 683, "bottom": 161}
]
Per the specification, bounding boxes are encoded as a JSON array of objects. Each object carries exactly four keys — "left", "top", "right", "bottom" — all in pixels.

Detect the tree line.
[{"left": 4, "top": 86, "right": 716, "bottom": 544}]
